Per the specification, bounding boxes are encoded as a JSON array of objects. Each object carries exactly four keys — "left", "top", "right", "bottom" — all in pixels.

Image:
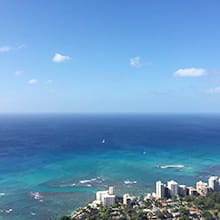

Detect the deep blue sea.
[{"left": 1, "top": 114, "right": 220, "bottom": 219}]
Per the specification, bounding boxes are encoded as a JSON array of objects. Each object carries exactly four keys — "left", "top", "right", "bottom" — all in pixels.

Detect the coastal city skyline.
[
  {"left": 1, "top": 1, "right": 220, "bottom": 113},
  {"left": 71, "top": 175, "right": 220, "bottom": 219}
]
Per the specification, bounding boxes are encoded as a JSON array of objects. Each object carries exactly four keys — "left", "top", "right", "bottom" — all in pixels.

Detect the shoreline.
[{"left": 62, "top": 175, "right": 220, "bottom": 219}]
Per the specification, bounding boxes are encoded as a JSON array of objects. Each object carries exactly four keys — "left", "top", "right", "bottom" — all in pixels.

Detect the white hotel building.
[
  {"left": 208, "top": 176, "right": 219, "bottom": 191},
  {"left": 96, "top": 186, "right": 116, "bottom": 207},
  {"left": 167, "top": 180, "right": 178, "bottom": 197},
  {"left": 156, "top": 181, "right": 165, "bottom": 198}
]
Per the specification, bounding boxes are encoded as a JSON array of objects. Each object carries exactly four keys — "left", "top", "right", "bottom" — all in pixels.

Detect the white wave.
[
  {"left": 79, "top": 178, "right": 97, "bottom": 184},
  {"left": 157, "top": 164, "right": 184, "bottom": 169},
  {"left": 0, "top": 192, "right": 5, "bottom": 197},
  {"left": 96, "top": 177, "right": 104, "bottom": 183},
  {"left": 5, "top": 208, "right": 13, "bottom": 214},
  {"left": 124, "top": 180, "right": 137, "bottom": 185},
  {"left": 31, "top": 212, "right": 36, "bottom": 216},
  {"left": 30, "top": 192, "right": 43, "bottom": 200},
  {"left": 59, "top": 183, "right": 76, "bottom": 187}
]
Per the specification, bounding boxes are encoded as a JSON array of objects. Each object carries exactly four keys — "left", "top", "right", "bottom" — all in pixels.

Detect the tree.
[
  {"left": 179, "top": 207, "right": 190, "bottom": 216},
  {"left": 179, "top": 216, "right": 189, "bottom": 220},
  {"left": 215, "top": 203, "right": 220, "bottom": 211},
  {"left": 135, "top": 211, "right": 148, "bottom": 220},
  {"left": 201, "top": 211, "right": 215, "bottom": 220},
  {"left": 155, "top": 211, "right": 166, "bottom": 219}
]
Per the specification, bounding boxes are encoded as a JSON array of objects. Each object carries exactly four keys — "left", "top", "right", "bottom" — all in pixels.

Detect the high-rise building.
[
  {"left": 196, "top": 181, "right": 210, "bottom": 196},
  {"left": 102, "top": 194, "right": 116, "bottom": 206},
  {"left": 178, "top": 185, "right": 188, "bottom": 196},
  {"left": 108, "top": 186, "right": 114, "bottom": 195},
  {"left": 123, "top": 193, "right": 131, "bottom": 205},
  {"left": 164, "top": 186, "right": 170, "bottom": 198},
  {"left": 96, "top": 191, "right": 108, "bottom": 201},
  {"left": 208, "top": 176, "right": 219, "bottom": 191},
  {"left": 156, "top": 181, "right": 165, "bottom": 198},
  {"left": 196, "top": 181, "right": 211, "bottom": 196},
  {"left": 167, "top": 180, "right": 178, "bottom": 197},
  {"left": 96, "top": 187, "right": 116, "bottom": 206},
  {"left": 188, "top": 187, "right": 199, "bottom": 196}
]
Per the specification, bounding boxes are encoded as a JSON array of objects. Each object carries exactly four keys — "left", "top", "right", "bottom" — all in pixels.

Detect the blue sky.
[{"left": 1, "top": 0, "right": 220, "bottom": 113}]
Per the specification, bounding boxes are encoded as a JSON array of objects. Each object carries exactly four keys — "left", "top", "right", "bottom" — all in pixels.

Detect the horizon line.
[{"left": 1, "top": 112, "right": 220, "bottom": 115}]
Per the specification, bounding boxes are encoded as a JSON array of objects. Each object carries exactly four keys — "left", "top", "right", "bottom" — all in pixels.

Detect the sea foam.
[
  {"left": 30, "top": 192, "right": 43, "bottom": 200},
  {"left": 157, "top": 164, "right": 184, "bottom": 169},
  {"left": 124, "top": 180, "right": 137, "bottom": 185}
]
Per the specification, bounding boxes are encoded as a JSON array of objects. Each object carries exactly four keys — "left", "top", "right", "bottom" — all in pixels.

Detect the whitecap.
[
  {"left": 96, "top": 177, "right": 104, "bottom": 183},
  {"left": 79, "top": 178, "right": 97, "bottom": 184},
  {"left": 5, "top": 208, "right": 13, "bottom": 214},
  {"left": 124, "top": 180, "right": 137, "bottom": 185},
  {"left": 59, "top": 183, "right": 76, "bottom": 187},
  {"left": 30, "top": 192, "right": 43, "bottom": 200},
  {"left": 31, "top": 212, "right": 36, "bottom": 216},
  {"left": 0, "top": 192, "right": 5, "bottom": 197},
  {"left": 157, "top": 164, "right": 184, "bottom": 169}
]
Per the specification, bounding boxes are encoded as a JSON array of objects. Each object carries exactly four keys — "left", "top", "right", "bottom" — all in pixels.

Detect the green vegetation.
[{"left": 186, "top": 192, "right": 220, "bottom": 219}]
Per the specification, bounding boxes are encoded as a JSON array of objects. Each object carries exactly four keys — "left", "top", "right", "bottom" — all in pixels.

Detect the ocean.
[{"left": 1, "top": 114, "right": 220, "bottom": 219}]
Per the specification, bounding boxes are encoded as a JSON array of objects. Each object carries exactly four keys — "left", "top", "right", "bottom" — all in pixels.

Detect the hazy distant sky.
[{"left": 1, "top": 0, "right": 220, "bottom": 113}]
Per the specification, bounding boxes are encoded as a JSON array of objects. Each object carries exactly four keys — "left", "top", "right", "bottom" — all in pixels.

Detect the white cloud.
[
  {"left": 129, "top": 56, "right": 142, "bottom": 68},
  {"left": 52, "top": 53, "right": 70, "bottom": 63},
  {"left": 0, "top": 46, "right": 11, "bottom": 52},
  {"left": 0, "top": 44, "right": 25, "bottom": 53},
  {"left": 174, "top": 68, "right": 207, "bottom": 77},
  {"left": 15, "top": 70, "right": 24, "bottom": 76},
  {"left": 28, "top": 79, "right": 38, "bottom": 85},
  {"left": 205, "top": 87, "right": 220, "bottom": 95}
]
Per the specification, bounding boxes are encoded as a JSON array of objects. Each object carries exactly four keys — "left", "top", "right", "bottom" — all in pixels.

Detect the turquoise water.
[{"left": 0, "top": 114, "right": 220, "bottom": 219}]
